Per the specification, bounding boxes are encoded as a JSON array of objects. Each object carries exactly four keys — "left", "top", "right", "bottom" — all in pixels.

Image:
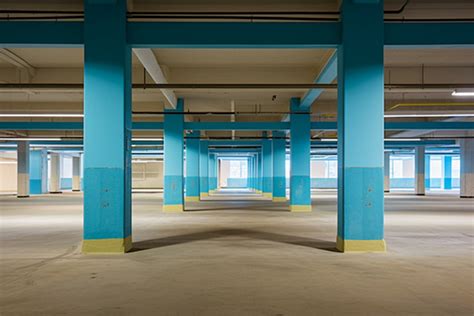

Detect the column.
[
  {"left": 251, "top": 156, "right": 256, "bottom": 191},
  {"left": 185, "top": 131, "right": 200, "bottom": 202},
  {"left": 262, "top": 132, "right": 273, "bottom": 198},
  {"left": 290, "top": 98, "right": 311, "bottom": 212},
  {"left": 17, "top": 141, "right": 30, "bottom": 198},
  {"left": 384, "top": 152, "right": 390, "bottom": 193},
  {"left": 199, "top": 140, "right": 209, "bottom": 199},
  {"left": 336, "top": 1, "right": 385, "bottom": 252},
  {"left": 49, "top": 153, "right": 62, "bottom": 194},
  {"left": 82, "top": 0, "right": 132, "bottom": 253},
  {"left": 272, "top": 131, "right": 286, "bottom": 201},
  {"left": 72, "top": 155, "right": 81, "bottom": 192},
  {"left": 209, "top": 154, "right": 217, "bottom": 193},
  {"left": 443, "top": 155, "right": 452, "bottom": 190},
  {"left": 256, "top": 151, "right": 263, "bottom": 194},
  {"left": 29, "top": 149, "right": 48, "bottom": 194},
  {"left": 415, "top": 146, "right": 425, "bottom": 195},
  {"left": 425, "top": 154, "right": 431, "bottom": 189},
  {"left": 460, "top": 139, "right": 473, "bottom": 198},
  {"left": 163, "top": 99, "right": 184, "bottom": 212}
]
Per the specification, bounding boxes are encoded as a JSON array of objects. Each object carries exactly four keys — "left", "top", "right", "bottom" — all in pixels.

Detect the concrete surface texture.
[{"left": 1, "top": 189, "right": 473, "bottom": 315}]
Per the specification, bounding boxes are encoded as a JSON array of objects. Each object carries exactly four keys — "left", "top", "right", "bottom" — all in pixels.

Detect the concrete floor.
[{"left": 1, "top": 189, "right": 473, "bottom": 315}]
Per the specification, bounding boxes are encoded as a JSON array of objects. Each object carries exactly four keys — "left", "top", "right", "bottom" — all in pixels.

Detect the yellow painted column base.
[
  {"left": 263, "top": 192, "right": 273, "bottom": 198},
  {"left": 272, "top": 197, "right": 287, "bottom": 202},
  {"left": 209, "top": 190, "right": 215, "bottom": 194},
  {"left": 82, "top": 236, "right": 132, "bottom": 254},
  {"left": 163, "top": 204, "right": 184, "bottom": 212},
  {"left": 255, "top": 190, "right": 263, "bottom": 194},
  {"left": 185, "top": 196, "right": 200, "bottom": 202},
  {"left": 336, "top": 236, "right": 386, "bottom": 253},
  {"left": 200, "top": 193, "right": 209, "bottom": 199},
  {"left": 290, "top": 205, "right": 312, "bottom": 212}
]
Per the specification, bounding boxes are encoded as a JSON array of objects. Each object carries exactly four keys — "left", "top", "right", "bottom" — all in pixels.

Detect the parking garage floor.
[{"left": 1, "top": 190, "right": 473, "bottom": 315}]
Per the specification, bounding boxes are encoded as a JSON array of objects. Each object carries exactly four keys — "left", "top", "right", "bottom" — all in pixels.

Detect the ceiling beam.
[
  {"left": 132, "top": 48, "right": 177, "bottom": 109},
  {"left": 0, "top": 48, "right": 35, "bottom": 78}
]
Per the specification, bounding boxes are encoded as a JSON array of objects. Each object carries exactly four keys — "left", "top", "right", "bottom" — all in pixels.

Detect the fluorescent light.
[
  {"left": 132, "top": 138, "right": 163, "bottom": 141},
  {"left": 321, "top": 138, "right": 337, "bottom": 142},
  {"left": 384, "top": 113, "right": 474, "bottom": 118},
  {"left": 0, "top": 138, "right": 62, "bottom": 141},
  {"left": 0, "top": 113, "right": 83, "bottom": 118},
  {"left": 384, "top": 138, "right": 421, "bottom": 141},
  {"left": 452, "top": 91, "right": 474, "bottom": 97}
]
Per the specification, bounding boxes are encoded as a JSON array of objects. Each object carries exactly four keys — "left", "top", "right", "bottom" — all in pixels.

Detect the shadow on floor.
[{"left": 131, "top": 229, "right": 338, "bottom": 253}]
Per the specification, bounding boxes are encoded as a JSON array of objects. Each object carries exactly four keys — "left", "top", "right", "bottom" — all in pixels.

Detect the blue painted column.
[
  {"left": 257, "top": 151, "right": 263, "bottom": 194},
  {"left": 209, "top": 153, "right": 218, "bottom": 193},
  {"left": 415, "top": 146, "right": 426, "bottom": 195},
  {"left": 336, "top": 0, "right": 385, "bottom": 252},
  {"left": 199, "top": 140, "right": 209, "bottom": 199},
  {"left": 444, "top": 155, "right": 452, "bottom": 190},
  {"left": 185, "top": 131, "right": 200, "bottom": 202},
  {"left": 262, "top": 132, "right": 273, "bottom": 198},
  {"left": 163, "top": 99, "right": 184, "bottom": 212},
  {"left": 272, "top": 131, "right": 287, "bottom": 201},
  {"left": 17, "top": 141, "right": 30, "bottom": 198},
  {"left": 425, "top": 154, "right": 431, "bottom": 189},
  {"left": 290, "top": 98, "right": 311, "bottom": 212},
  {"left": 249, "top": 156, "right": 255, "bottom": 191},
  {"left": 248, "top": 156, "right": 253, "bottom": 191},
  {"left": 82, "top": 0, "right": 132, "bottom": 253},
  {"left": 29, "top": 149, "right": 48, "bottom": 194}
]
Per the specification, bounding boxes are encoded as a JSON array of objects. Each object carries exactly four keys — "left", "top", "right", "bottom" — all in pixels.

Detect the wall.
[
  {"left": 0, "top": 155, "right": 17, "bottom": 192},
  {"left": 132, "top": 161, "right": 164, "bottom": 189}
]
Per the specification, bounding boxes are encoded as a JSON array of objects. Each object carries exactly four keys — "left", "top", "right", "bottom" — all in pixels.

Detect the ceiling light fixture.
[
  {"left": 0, "top": 137, "right": 62, "bottom": 141},
  {"left": 384, "top": 113, "right": 474, "bottom": 118},
  {"left": 0, "top": 113, "right": 83, "bottom": 118},
  {"left": 452, "top": 90, "right": 474, "bottom": 97}
]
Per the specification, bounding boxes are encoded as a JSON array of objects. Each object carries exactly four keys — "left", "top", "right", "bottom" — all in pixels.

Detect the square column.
[
  {"left": 460, "top": 139, "right": 473, "bottom": 198},
  {"left": 336, "top": 0, "right": 385, "bottom": 252},
  {"left": 72, "top": 155, "right": 81, "bottom": 192},
  {"left": 290, "top": 98, "right": 311, "bottom": 212},
  {"left": 82, "top": 0, "right": 132, "bottom": 253},
  {"left": 272, "top": 131, "right": 287, "bottom": 201},
  {"left": 209, "top": 154, "right": 218, "bottom": 193},
  {"left": 384, "top": 152, "right": 390, "bottom": 193},
  {"left": 163, "top": 99, "right": 185, "bottom": 212},
  {"left": 17, "top": 141, "right": 30, "bottom": 198},
  {"left": 425, "top": 154, "right": 431, "bottom": 189},
  {"left": 256, "top": 152, "right": 263, "bottom": 194},
  {"left": 49, "top": 153, "right": 62, "bottom": 194},
  {"left": 199, "top": 140, "right": 209, "bottom": 199},
  {"left": 262, "top": 132, "right": 273, "bottom": 198},
  {"left": 415, "top": 146, "right": 426, "bottom": 195},
  {"left": 29, "top": 149, "right": 48, "bottom": 194},
  {"left": 185, "top": 131, "right": 200, "bottom": 202},
  {"left": 443, "top": 155, "right": 452, "bottom": 190}
]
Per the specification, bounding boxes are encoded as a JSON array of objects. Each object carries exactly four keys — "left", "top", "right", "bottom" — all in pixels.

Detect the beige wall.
[
  {"left": 0, "top": 158, "right": 17, "bottom": 192},
  {"left": 132, "top": 161, "right": 163, "bottom": 189}
]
